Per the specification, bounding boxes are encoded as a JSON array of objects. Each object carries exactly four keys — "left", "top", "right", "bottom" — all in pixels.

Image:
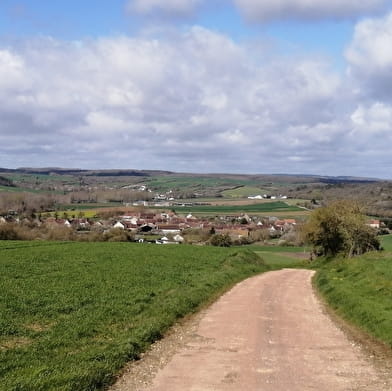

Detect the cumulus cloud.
[
  {"left": 351, "top": 103, "right": 392, "bottom": 135},
  {"left": 233, "top": 0, "right": 388, "bottom": 22},
  {"left": 346, "top": 12, "right": 392, "bottom": 100},
  {"left": 128, "top": 0, "right": 202, "bottom": 17},
  {"left": 0, "top": 26, "right": 390, "bottom": 176}
]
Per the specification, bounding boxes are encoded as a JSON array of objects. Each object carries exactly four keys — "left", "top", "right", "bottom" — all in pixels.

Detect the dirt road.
[{"left": 111, "top": 269, "right": 391, "bottom": 391}]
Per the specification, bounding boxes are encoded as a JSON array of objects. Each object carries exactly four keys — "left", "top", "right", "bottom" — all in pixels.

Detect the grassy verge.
[
  {"left": 0, "top": 241, "right": 268, "bottom": 391},
  {"left": 314, "top": 251, "right": 392, "bottom": 348}
]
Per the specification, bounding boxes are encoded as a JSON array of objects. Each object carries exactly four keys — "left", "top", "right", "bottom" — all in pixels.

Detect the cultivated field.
[
  {"left": 0, "top": 241, "right": 267, "bottom": 391},
  {"left": 168, "top": 201, "right": 303, "bottom": 215}
]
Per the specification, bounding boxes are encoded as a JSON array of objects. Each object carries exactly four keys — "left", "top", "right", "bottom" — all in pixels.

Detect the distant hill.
[
  {"left": 0, "top": 167, "right": 173, "bottom": 177},
  {"left": 0, "top": 167, "right": 384, "bottom": 183}
]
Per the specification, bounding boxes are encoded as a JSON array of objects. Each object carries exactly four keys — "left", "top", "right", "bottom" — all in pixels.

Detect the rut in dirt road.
[{"left": 112, "top": 269, "right": 391, "bottom": 391}]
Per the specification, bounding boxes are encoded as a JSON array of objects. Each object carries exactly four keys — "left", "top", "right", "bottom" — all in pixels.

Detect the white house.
[
  {"left": 173, "top": 234, "right": 184, "bottom": 243},
  {"left": 367, "top": 220, "right": 380, "bottom": 229}
]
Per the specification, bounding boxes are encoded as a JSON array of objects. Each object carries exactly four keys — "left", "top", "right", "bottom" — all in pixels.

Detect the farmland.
[
  {"left": 168, "top": 201, "right": 302, "bottom": 215},
  {"left": 0, "top": 241, "right": 268, "bottom": 391}
]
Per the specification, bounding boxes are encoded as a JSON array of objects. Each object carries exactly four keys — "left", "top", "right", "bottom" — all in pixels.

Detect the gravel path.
[{"left": 111, "top": 269, "right": 391, "bottom": 391}]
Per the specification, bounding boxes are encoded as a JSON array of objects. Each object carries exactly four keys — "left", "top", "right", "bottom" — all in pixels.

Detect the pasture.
[{"left": 0, "top": 241, "right": 267, "bottom": 391}]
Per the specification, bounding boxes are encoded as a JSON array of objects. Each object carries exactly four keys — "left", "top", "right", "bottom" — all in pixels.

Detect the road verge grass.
[{"left": 314, "top": 251, "right": 392, "bottom": 348}]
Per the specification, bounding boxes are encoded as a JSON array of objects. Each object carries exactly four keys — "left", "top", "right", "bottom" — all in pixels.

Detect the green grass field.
[
  {"left": 0, "top": 186, "right": 50, "bottom": 194},
  {"left": 0, "top": 241, "right": 268, "bottom": 391},
  {"left": 314, "top": 251, "right": 392, "bottom": 347},
  {"left": 144, "top": 176, "right": 257, "bottom": 192},
  {"left": 221, "top": 186, "right": 268, "bottom": 198},
  {"left": 170, "top": 201, "right": 302, "bottom": 214},
  {"left": 380, "top": 235, "right": 392, "bottom": 251},
  {"left": 249, "top": 245, "right": 309, "bottom": 268}
]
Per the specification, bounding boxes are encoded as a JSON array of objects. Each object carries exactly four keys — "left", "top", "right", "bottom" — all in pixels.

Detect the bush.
[
  {"left": 302, "top": 200, "right": 380, "bottom": 258},
  {"left": 0, "top": 224, "right": 20, "bottom": 240},
  {"left": 209, "top": 234, "right": 232, "bottom": 247}
]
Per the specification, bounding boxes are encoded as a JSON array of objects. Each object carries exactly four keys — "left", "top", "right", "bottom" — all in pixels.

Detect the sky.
[{"left": 1, "top": 0, "right": 392, "bottom": 178}]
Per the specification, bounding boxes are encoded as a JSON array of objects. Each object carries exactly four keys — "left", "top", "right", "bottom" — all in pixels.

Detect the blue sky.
[{"left": 1, "top": 0, "right": 392, "bottom": 177}]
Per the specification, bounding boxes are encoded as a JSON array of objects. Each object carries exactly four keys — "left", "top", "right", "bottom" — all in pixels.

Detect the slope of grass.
[
  {"left": 314, "top": 252, "right": 392, "bottom": 347},
  {"left": 221, "top": 186, "right": 268, "bottom": 198},
  {"left": 249, "top": 245, "right": 309, "bottom": 268},
  {"left": 380, "top": 234, "right": 392, "bottom": 251},
  {"left": 0, "top": 242, "right": 267, "bottom": 391},
  {"left": 145, "top": 176, "right": 256, "bottom": 192}
]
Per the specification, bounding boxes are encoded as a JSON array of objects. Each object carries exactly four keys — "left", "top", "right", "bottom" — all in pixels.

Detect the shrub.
[
  {"left": 302, "top": 200, "right": 380, "bottom": 258},
  {"left": 209, "top": 233, "right": 232, "bottom": 247}
]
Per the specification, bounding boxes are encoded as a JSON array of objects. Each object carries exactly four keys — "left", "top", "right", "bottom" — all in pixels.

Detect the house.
[
  {"left": 173, "top": 234, "right": 184, "bottom": 243},
  {"left": 113, "top": 221, "right": 125, "bottom": 229},
  {"left": 367, "top": 220, "right": 380, "bottom": 229}
]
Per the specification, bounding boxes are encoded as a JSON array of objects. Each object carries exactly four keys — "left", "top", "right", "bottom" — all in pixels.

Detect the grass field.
[
  {"left": 169, "top": 201, "right": 302, "bottom": 215},
  {"left": 380, "top": 235, "right": 392, "bottom": 251},
  {"left": 221, "top": 186, "right": 269, "bottom": 198},
  {"left": 0, "top": 241, "right": 268, "bottom": 391},
  {"left": 249, "top": 245, "right": 310, "bottom": 268},
  {"left": 144, "top": 176, "right": 257, "bottom": 192},
  {"left": 314, "top": 251, "right": 392, "bottom": 348},
  {"left": 0, "top": 186, "right": 50, "bottom": 194}
]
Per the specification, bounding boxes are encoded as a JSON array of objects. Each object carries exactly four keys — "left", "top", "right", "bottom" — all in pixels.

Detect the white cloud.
[
  {"left": 233, "top": 0, "right": 388, "bottom": 22},
  {"left": 128, "top": 0, "right": 202, "bottom": 17},
  {"left": 351, "top": 102, "right": 392, "bottom": 134},
  {"left": 0, "top": 50, "right": 29, "bottom": 90},
  {"left": 0, "top": 27, "right": 390, "bottom": 176},
  {"left": 346, "top": 12, "right": 392, "bottom": 100}
]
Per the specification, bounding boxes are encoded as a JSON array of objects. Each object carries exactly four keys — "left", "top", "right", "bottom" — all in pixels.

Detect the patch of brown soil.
[{"left": 0, "top": 336, "right": 32, "bottom": 351}]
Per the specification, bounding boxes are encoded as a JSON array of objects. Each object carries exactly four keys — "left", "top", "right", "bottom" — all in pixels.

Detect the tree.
[{"left": 302, "top": 200, "right": 380, "bottom": 258}]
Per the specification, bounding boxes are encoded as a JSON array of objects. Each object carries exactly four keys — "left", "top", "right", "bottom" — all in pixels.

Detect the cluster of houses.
[
  {"left": 0, "top": 210, "right": 300, "bottom": 244},
  {"left": 1, "top": 208, "right": 387, "bottom": 245},
  {"left": 110, "top": 212, "right": 298, "bottom": 239}
]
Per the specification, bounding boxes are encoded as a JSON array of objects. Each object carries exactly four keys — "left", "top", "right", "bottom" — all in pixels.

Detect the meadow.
[
  {"left": 145, "top": 176, "right": 257, "bottom": 191},
  {"left": 169, "top": 201, "right": 302, "bottom": 214},
  {"left": 380, "top": 234, "right": 392, "bottom": 251},
  {"left": 314, "top": 251, "right": 392, "bottom": 348},
  {"left": 0, "top": 241, "right": 268, "bottom": 391},
  {"left": 251, "top": 245, "right": 310, "bottom": 268},
  {"left": 221, "top": 186, "right": 270, "bottom": 198}
]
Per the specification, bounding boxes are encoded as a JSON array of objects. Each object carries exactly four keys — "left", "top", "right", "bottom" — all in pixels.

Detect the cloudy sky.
[{"left": 1, "top": 0, "right": 392, "bottom": 177}]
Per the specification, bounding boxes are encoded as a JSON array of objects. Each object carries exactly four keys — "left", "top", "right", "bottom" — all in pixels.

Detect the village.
[{"left": 0, "top": 207, "right": 303, "bottom": 245}]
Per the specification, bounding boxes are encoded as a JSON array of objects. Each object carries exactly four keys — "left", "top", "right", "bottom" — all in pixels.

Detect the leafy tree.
[{"left": 303, "top": 200, "right": 380, "bottom": 258}]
